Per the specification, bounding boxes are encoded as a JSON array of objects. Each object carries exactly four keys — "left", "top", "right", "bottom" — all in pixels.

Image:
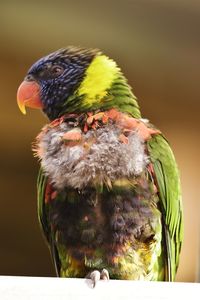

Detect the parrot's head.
[{"left": 17, "top": 46, "right": 140, "bottom": 120}]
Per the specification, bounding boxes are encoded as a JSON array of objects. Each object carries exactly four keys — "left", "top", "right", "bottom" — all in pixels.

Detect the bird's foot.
[
  {"left": 101, "top": 268, "right": 110, "bottom": 281},
  {"left": 86, "top": 269, "right": 109, "bottom": 288}
]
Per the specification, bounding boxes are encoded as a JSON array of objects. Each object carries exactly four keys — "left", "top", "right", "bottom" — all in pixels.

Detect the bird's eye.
[
  {"left": 37, "top": 64, "right": 64, "bottom": 80},
  {"left": 51, "top": 65, "right": 64, "bottom": 77}
]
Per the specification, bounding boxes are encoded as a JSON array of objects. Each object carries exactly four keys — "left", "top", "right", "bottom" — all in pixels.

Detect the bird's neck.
[
  {"left": 101, "top": 72, "right": 141, "bottom": 118},
  {"left": 46, "top": 55, "right": 141, "bottom": 120}
]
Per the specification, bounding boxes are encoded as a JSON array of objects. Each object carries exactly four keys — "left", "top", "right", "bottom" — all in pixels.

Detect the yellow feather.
[{"left": 77, "top": 55, "right": 119, "bottom": 105}]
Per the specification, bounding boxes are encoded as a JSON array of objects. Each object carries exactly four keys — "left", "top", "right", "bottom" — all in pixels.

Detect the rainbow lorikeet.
[{"left": 17, "top": 47, "right": 183, "bottom": 285}]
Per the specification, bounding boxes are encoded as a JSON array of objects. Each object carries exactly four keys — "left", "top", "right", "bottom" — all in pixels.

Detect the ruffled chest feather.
[{"left": 33, "top": 109, "right": 159, "bottom": 189}]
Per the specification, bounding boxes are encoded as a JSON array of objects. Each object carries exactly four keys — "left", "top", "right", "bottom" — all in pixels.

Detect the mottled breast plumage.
[{"left": 34, "top": 109, "right": 158, "bottom": 190}]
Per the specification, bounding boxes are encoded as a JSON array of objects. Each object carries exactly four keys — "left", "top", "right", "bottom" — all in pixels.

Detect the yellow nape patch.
[{"left": 78, "top": 55, "right": 119, "bottom": 105}]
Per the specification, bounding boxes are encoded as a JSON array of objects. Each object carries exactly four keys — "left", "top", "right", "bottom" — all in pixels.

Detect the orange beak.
[{"left": 17, "top": 80, "right": 43, "bottom": 114}]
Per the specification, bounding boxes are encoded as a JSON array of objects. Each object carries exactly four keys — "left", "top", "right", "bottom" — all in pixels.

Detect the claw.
[
  {"left": 101, "top": 268, "right": 110, "bottom": 281},
  {"left": 86, "top": 269, "right": 110, "bottom": 288},
  {"left": 87, "top": 270, "right": 101, "bottom": 288}
]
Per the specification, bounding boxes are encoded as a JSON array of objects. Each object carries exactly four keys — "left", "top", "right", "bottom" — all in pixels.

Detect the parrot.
[{"left": 17, "top": 46, "right": 183, "bottom": 286}]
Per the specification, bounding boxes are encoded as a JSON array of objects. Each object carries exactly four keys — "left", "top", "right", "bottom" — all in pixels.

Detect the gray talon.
[
  {"left": 86, "top": 269, "right": 110, "bottom": 288},
  {"left": 101, "top": 268, "right": 110, "bottom": 281},
  {"left": 89, "top": 270, "right": 101, "bottom": 288}
]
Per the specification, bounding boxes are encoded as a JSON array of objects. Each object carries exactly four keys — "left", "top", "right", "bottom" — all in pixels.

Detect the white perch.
[{"left": 0, "top": 276, "right": 200, "bottom": 300}]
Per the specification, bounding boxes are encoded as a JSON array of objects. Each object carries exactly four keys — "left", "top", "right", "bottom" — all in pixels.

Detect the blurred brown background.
[{"left": 0, "top": 0, "right": 199, "bottom": 282}]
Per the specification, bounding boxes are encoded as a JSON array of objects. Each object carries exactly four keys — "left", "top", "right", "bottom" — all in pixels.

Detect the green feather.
[
  {"left": 37, "top": 168, "right": 61, "bottom": 276},
  {"left": 147, "top": 134, "right": 183, "bottom": 280},
  {"left": 37, "top": 168, "right": 49, "bottom": 242}
]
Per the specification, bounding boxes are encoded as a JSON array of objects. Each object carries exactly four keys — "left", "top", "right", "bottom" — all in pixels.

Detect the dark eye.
[
  {"left": 37, "top": 64, "right": 64, "bottom": 80},
  {"left": 51, "top": 65, "right": 64, "bottom": 77}
]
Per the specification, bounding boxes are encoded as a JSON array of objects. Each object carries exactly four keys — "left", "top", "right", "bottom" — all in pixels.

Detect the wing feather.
[
  {"left": 37, "top": 167, "right": 61, "bottom": 276},
  {"left": 147, "top": 134, "right": 183, "bottom": 281}
]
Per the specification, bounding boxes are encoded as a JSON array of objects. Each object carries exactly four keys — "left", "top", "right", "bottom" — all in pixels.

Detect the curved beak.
[{"left": 17, "top": 80, "right": 43, "bottom": 114}]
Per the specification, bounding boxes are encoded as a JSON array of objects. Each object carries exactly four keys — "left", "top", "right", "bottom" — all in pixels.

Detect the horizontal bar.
[{"left": 0, "top": 276, "right": 199, "bottom": 300}]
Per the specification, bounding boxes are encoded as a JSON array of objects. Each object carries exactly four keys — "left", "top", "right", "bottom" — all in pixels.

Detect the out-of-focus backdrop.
[{"left": 0, "top": 0, "right": 199, "bottom": 282}]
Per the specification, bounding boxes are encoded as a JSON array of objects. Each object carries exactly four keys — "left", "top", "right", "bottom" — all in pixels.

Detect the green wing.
[
  {"left": 37, "top": 168, "right": 49, "bottom": 241},
  {"left": 37, "top": 168, "right": 61, "bottom": 276},
  {"left": 148, "top": 134, "right": 183, "bottom": 281}
]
